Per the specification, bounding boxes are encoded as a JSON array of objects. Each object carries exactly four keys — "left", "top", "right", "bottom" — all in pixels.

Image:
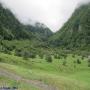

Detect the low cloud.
[{"left": 0, "top": 0, "right": 90, "bottom": 32}]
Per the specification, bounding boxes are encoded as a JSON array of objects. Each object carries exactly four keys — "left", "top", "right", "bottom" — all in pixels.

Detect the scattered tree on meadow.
[
  {"left": 45, "top": 55, "right": 52, "bottom": 63},
  {"left": 77, "top": 59, "right": 81, "bottom": 64},
  {"left": 54, "top": 54, "right": 61, "bottom": 59},
  {"left": 88, "top": 59, "right": 90, "bottom": 67},
  {"left": 62, "top": 60, "right": 67, "bottom": 66},
  {"left": 39, "top": 54, "right": 44, "bottom": 59},
  {"left": 81, "top": 56, "right": 84, "bottom": 60},
  {"left": 72, "top": 54, "right": 75, "bottom": 58}
]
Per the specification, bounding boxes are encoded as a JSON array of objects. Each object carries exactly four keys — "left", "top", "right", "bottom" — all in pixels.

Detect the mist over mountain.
[
  {"left": 0, "top": 3, "right": 53, "bottom": 41},
  {"left": 49, "top": 3, "right": 90, "bottom": 50},
  {"left": 0, "top": 1, "right": 90, "bottom": 51},
  {"left": 1, "top": 0, "right": 90, "bottom": 32}
]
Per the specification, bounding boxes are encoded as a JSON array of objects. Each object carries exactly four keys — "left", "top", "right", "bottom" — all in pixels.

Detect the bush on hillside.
[
  {"left": 54, "top": 54, "right": 58, "bottom": 59},
  {"left": 62, "top": 60, "right": 67, "bottom": 66},
  {"left": 77, "top": 59, "right": 81, "bottom": 64},
  {"left": 88, "top": 63, "right": 90, "bottom": 67},
  {"left": 88, "top": 59, "right": 90, "bottom": 63},
  {"left": 88, "top": 59, "right": 90, "bottom": 67},
  {"left": 29, "top": 52, "right": 36, "bottom": 59},
  {"left": 23, "top": 51, "right": 29, "bottom": 60},
  {"left": 15, "top": 49, "right": 22, "bottom": 57},
  {"left": 0, "top": 57, "right": 3, "bottom": 62},
  {"left": 54, "top": 54, "right": 61, "bottom": 59},
  {"left": 45, "top": 55, "right": 52, "bottom": 63},
  {"left": 72, "top": 54, "right": 75, "bottom": 58},
  {"left": 39, "top": 54, "right": 44, "bottom": 59},
  {"left": 81, "top": 56, "right": 84, "bottom": 60}
]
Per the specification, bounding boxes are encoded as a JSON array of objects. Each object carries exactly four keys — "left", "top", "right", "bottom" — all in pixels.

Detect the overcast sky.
[{"left": 0, "top": 0, "right": 90, "bottom": 32}]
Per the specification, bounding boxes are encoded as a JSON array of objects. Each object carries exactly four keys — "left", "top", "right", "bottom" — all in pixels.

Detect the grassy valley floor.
[{"left": 0, "top": 53, "right": 90, "bottom": 90}]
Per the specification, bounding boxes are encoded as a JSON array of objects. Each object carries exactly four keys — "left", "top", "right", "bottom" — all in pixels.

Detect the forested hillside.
[
  {"left": 0, "top": 3, "right": 53, "bottom": 41},
  {"left": 49, "top": 3, "right": 90, "bottom": 50}
]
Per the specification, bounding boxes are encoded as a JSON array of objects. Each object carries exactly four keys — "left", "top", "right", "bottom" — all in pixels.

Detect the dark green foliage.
[
  {"left": 81, "top": 56, "right": 84, "bottom": 60},
  {"left": 0, "top": 3, "right": 53, "bottom": 41},
  {"left": 45, "top": 55, "right": 52, "bottom": 63},
  {"left": 15, "top": 49, "right": 22, "bottom": 57},
  {"left": 15, "top": 48, "right": 36, "bottom": 59},
  {"left": 54, "top": 54, "right": 59, "bottom": 59},
  {"left": 25, "top": 23, "right": 53, "bottom": 41},
  {"left": 77, "top": 59, "right": 81, "bottom": 64},
  {"left": 60, "top": 53, "right": 67, "bottom": 59},
  {"left": 49, "top": 3, "right": 90, "bottom": 50},
  {"left": 3, "top": 48, "right": 11, "bottom": 55},
  {"left": 23, "top": 51, "right": 30, "bottom": 60},
  {"left": 88, "top": 63, "right": 90, "bottom": 67},
  {"left": 57, "top": 55, "right": 61, "bottom": 59},
  {"left": 73, "top": 61, "right": 76, "bottom": 64},
  {"left": 39, "top": 54, "right": 44, "bottom": 59},
  {"left": 88, "top": 59, "right": 90, "bottom": 67},
  {"left": 72, "top": 54, "right": 75, "bottom": 58},
  {"left": 29, "top": 52, "right": 36, "bottom": 59},
  {"left": 63, "top": 54, "right": 67, "bottom": 59},
  {"left": 0, "top": 57, "right": 3, "bottom": 62},
  {"left": 0, "top": 4, "right": 31, "bottom": 40},
  {"left": 62, "top": 60, "right": 67, "bottom": 66},
  {"left": 0, "top": 3, "right": 53, "bottom": 58},
  {"left": 88, "top": 59, "right": 90, "bottom": 63}
]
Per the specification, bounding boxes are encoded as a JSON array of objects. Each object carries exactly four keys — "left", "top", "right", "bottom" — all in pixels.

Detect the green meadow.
[{"left": 0, "top": 53, "right": 90, "bottom": 90}]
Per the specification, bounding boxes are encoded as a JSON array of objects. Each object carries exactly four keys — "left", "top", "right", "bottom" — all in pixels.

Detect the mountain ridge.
[
  {"left": 0, "top": 3, "right": 53, "bottom": 41},
  {"left": 49, "top": 3, "right": 90, "bottom": 50}
]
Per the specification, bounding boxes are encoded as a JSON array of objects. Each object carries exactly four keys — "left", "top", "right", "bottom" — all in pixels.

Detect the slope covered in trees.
[
  {"left": 0, "top": 3, "right": 53, "bottom": 41},
  {"left": 49, "top": 3, "right": 90, "bottom": 50}
]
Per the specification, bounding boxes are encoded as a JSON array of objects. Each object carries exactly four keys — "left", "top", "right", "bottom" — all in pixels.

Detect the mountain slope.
[
  {"left": 0, "top": 4, "right": 33, "bottom": 40},
  {"left": 49, "top": 3, "right": 90, "bottom": 49},
  {"left": 24, "top": 23, "right": 53, "bottom": 41},
  {"left": 0, "top": 3, "right": 53, "bottom": 41}
]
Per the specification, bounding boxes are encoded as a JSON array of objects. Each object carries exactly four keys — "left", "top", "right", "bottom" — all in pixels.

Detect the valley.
[{"left": 0, "top": 2, "right": 90, "bottom": 90}]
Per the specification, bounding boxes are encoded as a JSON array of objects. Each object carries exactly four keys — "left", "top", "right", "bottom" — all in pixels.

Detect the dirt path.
[{"left": 0, "top": 68, "right": 59, "bottom": 90}]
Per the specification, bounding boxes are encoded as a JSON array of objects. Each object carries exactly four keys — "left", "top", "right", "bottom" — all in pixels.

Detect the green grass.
[{"left": 0, "top": 53, "right": 90, "bottom": 90}]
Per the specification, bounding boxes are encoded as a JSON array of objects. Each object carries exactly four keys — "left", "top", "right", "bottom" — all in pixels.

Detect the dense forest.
[
  {"left": 0, "top": 4, "right": 53, "bottom": 41},
  {"left": 49, "top": 3, "right": 90, "bottom": 51},
  {"left": 0, "top": 3, "right": 90, "bottom": 57}
]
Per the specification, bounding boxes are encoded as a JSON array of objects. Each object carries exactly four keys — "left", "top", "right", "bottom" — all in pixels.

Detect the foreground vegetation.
[{"left": 0, "top": 52, "right": 90, "bottom": 90}]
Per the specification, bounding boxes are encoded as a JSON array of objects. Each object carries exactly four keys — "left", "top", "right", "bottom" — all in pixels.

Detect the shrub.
[
  {"left": 60, "top": 53, "right": 67, "bottom": 59},
  {"left": 62, "top": 60, "right": 67, "bottom": 66},
  {"left": 3, "top": 48, "right": 11, "bottom": 54},
  {"left": 29, "top": 52, "right": 36, "bottom": 59},
  {"left": 81, "top": 56, "right": 84, "bottom": 60},
  {"left": 77, "top": 59, "right": 81, "bottom": 64},
  {"left": 88, "top": 59, "right": 90, "bottom": 63},
  {"left": 23, "top": 51, "right": 29, "bottom": 60},
  {"left": 39, "top": 54, "right": 44, "bottom": 59},
  {"left": 0, "top": 57, "right": 3, "bottom": 62},
  {"left": 74, "top": 64, "right": 76, "bottom": 68},
  {"left": 54, "top": 54, "right": 58, "bottom": 59},
  {"left": 72, "top": 54, "right": 75, "bottom": 58},
  {"left": 45, "top": 55, "right": 52, "bottom": 63},
  {"left": 88, "top": 59, "right": 90, "bottom": 67},
  {"left": 63, "top": 54, "right": 67, "bottom": 59},
  {"left": 88, "top": 63, "right": 90, "bottom": 67},
  {"left": 57, "top": 56, "right": 61, "bottom": 59},
  {"left": 54, "top": 54, "right": 61, "bottom": 59},
  {"left": 73, "top": 61, "right": 76, "bottom": 63},
  {"left": 15, "top": 49, "right": 22, "bottom": 57}
]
